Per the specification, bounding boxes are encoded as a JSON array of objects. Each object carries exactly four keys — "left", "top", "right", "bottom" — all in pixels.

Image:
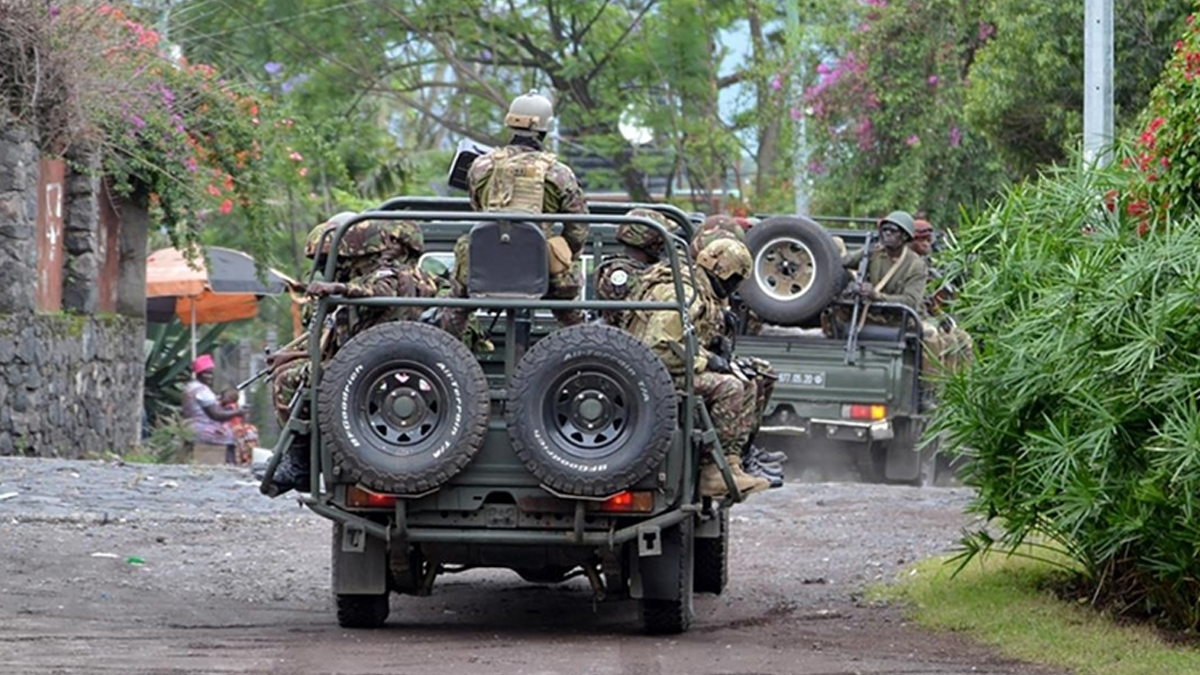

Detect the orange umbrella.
[{"left": 145, "top": 246, "right": 297, "bottom": 362}]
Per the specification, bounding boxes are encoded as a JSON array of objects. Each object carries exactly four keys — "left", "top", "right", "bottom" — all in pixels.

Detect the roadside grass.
[{"left": 870, "top": 551, "right": 1200, "bottom": 675}]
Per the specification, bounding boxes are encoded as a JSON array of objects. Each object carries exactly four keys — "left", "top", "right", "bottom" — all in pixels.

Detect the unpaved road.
[{"left": 0, "top": 458, "right": 1065, "bottom": 675}]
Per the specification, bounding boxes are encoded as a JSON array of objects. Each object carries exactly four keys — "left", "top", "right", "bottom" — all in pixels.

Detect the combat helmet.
[
  {"left": 879, "top": 210, "right": 916, "bottom": 239},
  {"left": 689, "top": 215, "right": 745, "bottom": 259},
  {"left": 696, "top": 238, "right": 752, "bottom": 298},
  {"left": 304, "top": 211, "right": 358, "bottom": 264},
  {"left": 504, "top": 90, "right": 554, "bottom": 134},
  {"left": 338, "top": 219, "right": 424, "bottom": 259},
  {"left": 617, "top": 208, "right": 677, "bottom": 255}
]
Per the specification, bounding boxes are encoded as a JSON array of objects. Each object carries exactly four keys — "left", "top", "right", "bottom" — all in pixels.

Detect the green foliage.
[
  {"left": 935, "top": 145, "right": 1200, "bottom": 629},
  {"left": 804, "top": 0, "right": 1007, "bottom": 226},
  {"left": 143, "top": 320, "right": 227, "bottom": 427},
  {"left": 137, "top": 413, "right": 196, "bottom": 464},
  {"left": 965, "top": 0, "right": 1191, "bottom": 177}
]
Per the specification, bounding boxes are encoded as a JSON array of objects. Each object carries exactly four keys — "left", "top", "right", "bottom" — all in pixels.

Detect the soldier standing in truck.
[{"left": 443, "top": 91, "right": 589, "bottom": 334}]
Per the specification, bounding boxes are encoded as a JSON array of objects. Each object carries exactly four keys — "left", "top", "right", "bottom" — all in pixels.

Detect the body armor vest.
[{"left": 482, "top": 147, "right": 558, "bottom": 213}]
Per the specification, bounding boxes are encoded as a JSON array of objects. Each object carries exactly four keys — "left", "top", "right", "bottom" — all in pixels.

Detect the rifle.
[
  {"left": 845, "top": 231, "right": 875, "bottom": 366},
  {"left": 234, "top": 327, "right": 323, "bottom": 392}
]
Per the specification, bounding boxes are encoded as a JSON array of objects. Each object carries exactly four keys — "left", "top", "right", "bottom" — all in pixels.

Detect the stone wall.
[
  {"left": 0, "top": 314, "right": 143, "bottom": 457},
  {"left": 0, "top": 126, "right": 146, "bottom": 458}
]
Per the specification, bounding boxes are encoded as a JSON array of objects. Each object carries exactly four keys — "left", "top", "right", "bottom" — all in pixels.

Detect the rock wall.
[
  {"left": 0, "top": 126, "right": 146, "bottom": 458},
  {"left": 0, "top": 314, "right": 143, "bottom": 457}
]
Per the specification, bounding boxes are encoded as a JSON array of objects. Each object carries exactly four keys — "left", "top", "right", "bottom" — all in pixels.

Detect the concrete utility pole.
[
  {"left": 1083, "top": 0, "right": 1114, "bottom": 166},
  {"left": 784, "top": 0, "right": 809, "bottom": 215}
]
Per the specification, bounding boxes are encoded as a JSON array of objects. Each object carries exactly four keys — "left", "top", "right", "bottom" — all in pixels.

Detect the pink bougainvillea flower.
[
  {"left": 927, "top": 75, "right": 939, "bottom": 86},
  {"left": 770, "top": 74, "right": 783, "bottom": 90},
  {"left": 299, "top": 167, "right": 309, "bottom": 177},
  {"left": 790, "top": 107, "right": 802, "bottom": 120},
  {"left": 949, "top": 126, "right": 962, "bottom": 148},
  {"left": 219, "top": 199, "right": 234, "bottom": 215},
  {"left": 207, "top": 184, "right": 221, "bottom": 197},
  {"left": 289, "top": 151, "right": 304, "bottom": 162},
  {"left": 906, "top": 134, "right": 920, "bottom": 147}
]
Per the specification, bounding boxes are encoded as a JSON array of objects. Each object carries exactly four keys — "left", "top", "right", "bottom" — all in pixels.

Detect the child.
[{"left": 220, "top": 388, "right": 259, "bottom": 465}]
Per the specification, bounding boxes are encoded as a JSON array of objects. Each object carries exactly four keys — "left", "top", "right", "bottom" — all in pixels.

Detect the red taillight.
[
  {"left": 845, "top": 404, "right": 887, "bottom": 421},
  {"left": 346, "top": 485, "right": 398, "bottom": 508},
  {"left": 597, "top": 491, "right": 654, "bottom": 513}
]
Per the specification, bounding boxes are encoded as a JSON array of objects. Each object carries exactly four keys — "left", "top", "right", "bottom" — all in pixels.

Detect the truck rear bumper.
[{"left": 760, "top": 417, "right": 893, "bottom": 442}]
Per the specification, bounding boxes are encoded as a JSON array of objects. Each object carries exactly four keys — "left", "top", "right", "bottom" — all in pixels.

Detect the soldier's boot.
[
  {"left": 271, "top": 437, "right": 312, "bottom": 495},
  {"left": 743, "top": 454, "right": 785, "bottom": 488},
  {"left": 699, "top": 456, "right": 771, "bottom": 498},
  {"left": 746, "top": 442, "right": 788, "bottom": 465}
]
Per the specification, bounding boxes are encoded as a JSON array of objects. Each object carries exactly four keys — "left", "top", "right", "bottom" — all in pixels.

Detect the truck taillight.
[
  {"left": 346, "top": 485, "right": 398, "bottom": 508},
  {"left": 597, "top": 491, "right": 654, "bottom": 513},
  {"left": 844, "top": 404, "right": 887, "bottom": 421}
]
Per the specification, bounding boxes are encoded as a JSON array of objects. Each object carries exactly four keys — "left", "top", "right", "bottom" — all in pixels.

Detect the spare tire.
[
  {"left": 318, "top": 321, "right": 490, "bottom": 494},
  {"left": 740, "top": 216, "right": 848, "bottom": 326},
  {"left": 506, "top": 324, "right": 677, "bottom": 497}
]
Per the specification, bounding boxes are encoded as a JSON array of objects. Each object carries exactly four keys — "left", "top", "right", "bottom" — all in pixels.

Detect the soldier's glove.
[
  {"left": 705, "top": 354, "right": 732, "bottom": 374},
  {"left": 306, "top": 281, "right": 347, "bottom": 297},
  {"left": 707, "top": 335, "right": 733, "bottom": 360},
  {"left": 722, "top": 309, "right": 739, "bottom": 336}
]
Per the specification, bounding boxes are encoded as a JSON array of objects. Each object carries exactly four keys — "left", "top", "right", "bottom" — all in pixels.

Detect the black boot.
[{"left": 271, "top": 438, "right": 311, "bottom": 495}]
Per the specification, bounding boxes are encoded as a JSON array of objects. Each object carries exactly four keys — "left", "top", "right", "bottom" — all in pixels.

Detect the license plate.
[{"left": 780, "top": 371, "right": 826, "bottom": 387}]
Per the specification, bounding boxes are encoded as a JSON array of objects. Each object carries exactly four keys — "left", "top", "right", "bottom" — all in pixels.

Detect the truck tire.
[
  {"left": 506, "top": 324, "right": 677, "bottom": 497},
  {"left": 639, "top": 517, "right": 695, "bottom": 634},
  {"left": 693, "top": 508, "right": 729, "bottom": 594},
  {"left": 318, "top": 321, "right": 490, "bottom": 494},
  {"left": 741, "top": 216, "right": 848, "bottom": 326}
]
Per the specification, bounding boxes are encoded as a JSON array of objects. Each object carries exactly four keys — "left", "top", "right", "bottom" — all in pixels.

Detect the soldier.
[
  {"left": 910, "top": 219, "right": 974, "bottom": 376},
  {"left": 593, "top": 208, "right": 678, "bottom": 328},
  {"left": 445, "top": 90, "right": 589, "bottom": 333},
  {"left": 627, "top": 239, "right": 770, "bottom": 498},
  {"left": 840, "top": 210, "right": 928, "bottom": 322},
  {"left": 269, "top": 216, "right": 445, "bottom": 494}
]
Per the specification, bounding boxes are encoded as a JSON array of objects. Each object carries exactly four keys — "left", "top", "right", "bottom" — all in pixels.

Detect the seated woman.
[{"left": 181, "top": 354, "right": 241, "bottom": 460}]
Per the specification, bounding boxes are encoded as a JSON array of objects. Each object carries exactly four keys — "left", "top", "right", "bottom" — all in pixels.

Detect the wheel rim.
[
  {"left": 754, "top": 236, "right": 817, "bottom": 301},
  {"left": 544, "top": 368, "right": 633, "bottom": 459},
  {"left": 357, "top": 363, "right": 447, "bottom": 455}
]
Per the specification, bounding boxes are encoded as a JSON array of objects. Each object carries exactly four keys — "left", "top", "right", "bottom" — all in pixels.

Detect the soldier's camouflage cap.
[{"left": 617, "top": 208, "right": 678, "bottom": 252}]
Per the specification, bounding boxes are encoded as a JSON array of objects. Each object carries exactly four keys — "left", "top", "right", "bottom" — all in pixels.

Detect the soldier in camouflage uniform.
[
  {"left": 910, "top": 219, "right": 973, "bottom": 376},
  {"left": 269, "top": 215, "right": 445, "bottom": 494},
  {"left": 593, "top": 208, "right": 678, "bottom": 328},
  {"left": 443, "top": 91, "right": 589, "bottom": 335},
  {"left": 626, "top": 239, "right": 770, "bottom": 498},
  {"left": 692, "top": 226, "right": 786, "bottom": 486}
]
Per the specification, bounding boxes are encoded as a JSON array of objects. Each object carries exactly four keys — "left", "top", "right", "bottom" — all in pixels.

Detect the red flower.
[
  {"left": 1127, "top": 200, "right": 1150, "bottom": 217},
  {"left": 219, "top": 199, "right": 234, "bottom": 215},
  {"left": 1103, "top": 189, "right": 1119, "bottom": 213}
]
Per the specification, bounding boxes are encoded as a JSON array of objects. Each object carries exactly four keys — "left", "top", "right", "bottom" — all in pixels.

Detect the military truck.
[
  {"left": 260, "top": 199, "right": 748, "bottom": 634},
  {"left": 731, "top": 215, "right": 937, "bottom": 485}
]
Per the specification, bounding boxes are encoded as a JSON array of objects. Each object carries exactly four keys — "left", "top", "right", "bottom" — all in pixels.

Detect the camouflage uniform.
[
  {"left": 271, "top": 219, "right": 443, "bottom": 430},
  {"left": 443, "top": 143, "right": 589, "bottom": 331},
  {"left": 594, "top": 208, "right": 677, "bottom": 328}
]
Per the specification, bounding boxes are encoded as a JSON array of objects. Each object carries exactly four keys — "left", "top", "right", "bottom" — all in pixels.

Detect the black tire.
[
  {"left": 639, "top": 518, "right": 695, "bottom": 635},
  {"left": 318, "top": 321, "right": 490, "bottom": 494},
  {"left": 336, "top": 593, "right": 390, "bottom": 629},
  {"left": 506, "top": 324, "right": 677, "bottom": 497},
  {"left": 693, "top": 508, "right": 729, "bottom": 595},
  {"left": 741, "top": 216, "right": 848, "bottom": 326}
]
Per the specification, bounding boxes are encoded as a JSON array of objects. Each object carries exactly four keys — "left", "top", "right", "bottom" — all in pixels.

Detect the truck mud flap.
[{"left": 332, "top": 523, "right": 388, "bottom": 595}]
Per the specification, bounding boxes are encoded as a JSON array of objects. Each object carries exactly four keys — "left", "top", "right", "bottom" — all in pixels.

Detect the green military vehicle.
[
  {"left": 731, "top": 215, "right": 937, "bottom": 485},
  {"left": 261, "top": 198, "right": 747, "bottom": 634}
]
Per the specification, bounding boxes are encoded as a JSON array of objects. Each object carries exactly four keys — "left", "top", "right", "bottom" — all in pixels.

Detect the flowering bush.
[
  {"left": 3, "top": 1, "right": 321, "bottom": 256},
  {"left": 1120, "top": 11, "right": 1200, "bottom": 234}
]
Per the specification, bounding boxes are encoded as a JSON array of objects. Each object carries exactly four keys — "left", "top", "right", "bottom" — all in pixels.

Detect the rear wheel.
[{"left": 335, "top": 593, "right": 390, "bottom": 629}]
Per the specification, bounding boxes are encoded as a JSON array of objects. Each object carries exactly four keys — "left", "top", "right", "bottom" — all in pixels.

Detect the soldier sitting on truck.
[
  {"left": 442, "top": 90, "right": 589, "bottom": 339},
  {"left": 594, "top": 208, "right": 679, "bottom": 328},
  {"left": 688, "top": 225, "right": 787, "bottom": 487},
  {"left": 910, "top": 219, "right": 974, "bottom": 375},
  {"left": 838, "top": 210, "right": 928, "bottom": 322},
  {"left": 269, "top": 216, "right": 446, "bottom": 494},
  {"left": 627, "top": 238, "right": 771, "bottom": 498}
]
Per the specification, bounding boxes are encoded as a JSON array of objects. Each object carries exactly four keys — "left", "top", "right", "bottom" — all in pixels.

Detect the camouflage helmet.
[
  {"left": 616, "top": 208, "right": 677, "bottom": 252},
  {"left": 304, "top": 211, "right": 358, "bottom": 261},
  {"left": 338, "top": 219, "right": 424, "bottom": 258},
  {"left": 879, "top": 210, "right": 916, "bottom": 239},
  {"left": 696, "top": 238, "right": 752, "bottom": 282},
  {"left": 702, "top": 215, "right": 745, "bottom": 242},
  {"left": 505, "top": 90, "right": 554, "bottom": 134},
  {"left": 689, "top": 226, "right": 739, "bottom": 260}
]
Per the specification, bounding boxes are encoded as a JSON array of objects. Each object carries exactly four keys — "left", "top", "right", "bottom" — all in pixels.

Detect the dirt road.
[{"left": 0, "top": 458, "right": 1064, "bottom": 675}]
